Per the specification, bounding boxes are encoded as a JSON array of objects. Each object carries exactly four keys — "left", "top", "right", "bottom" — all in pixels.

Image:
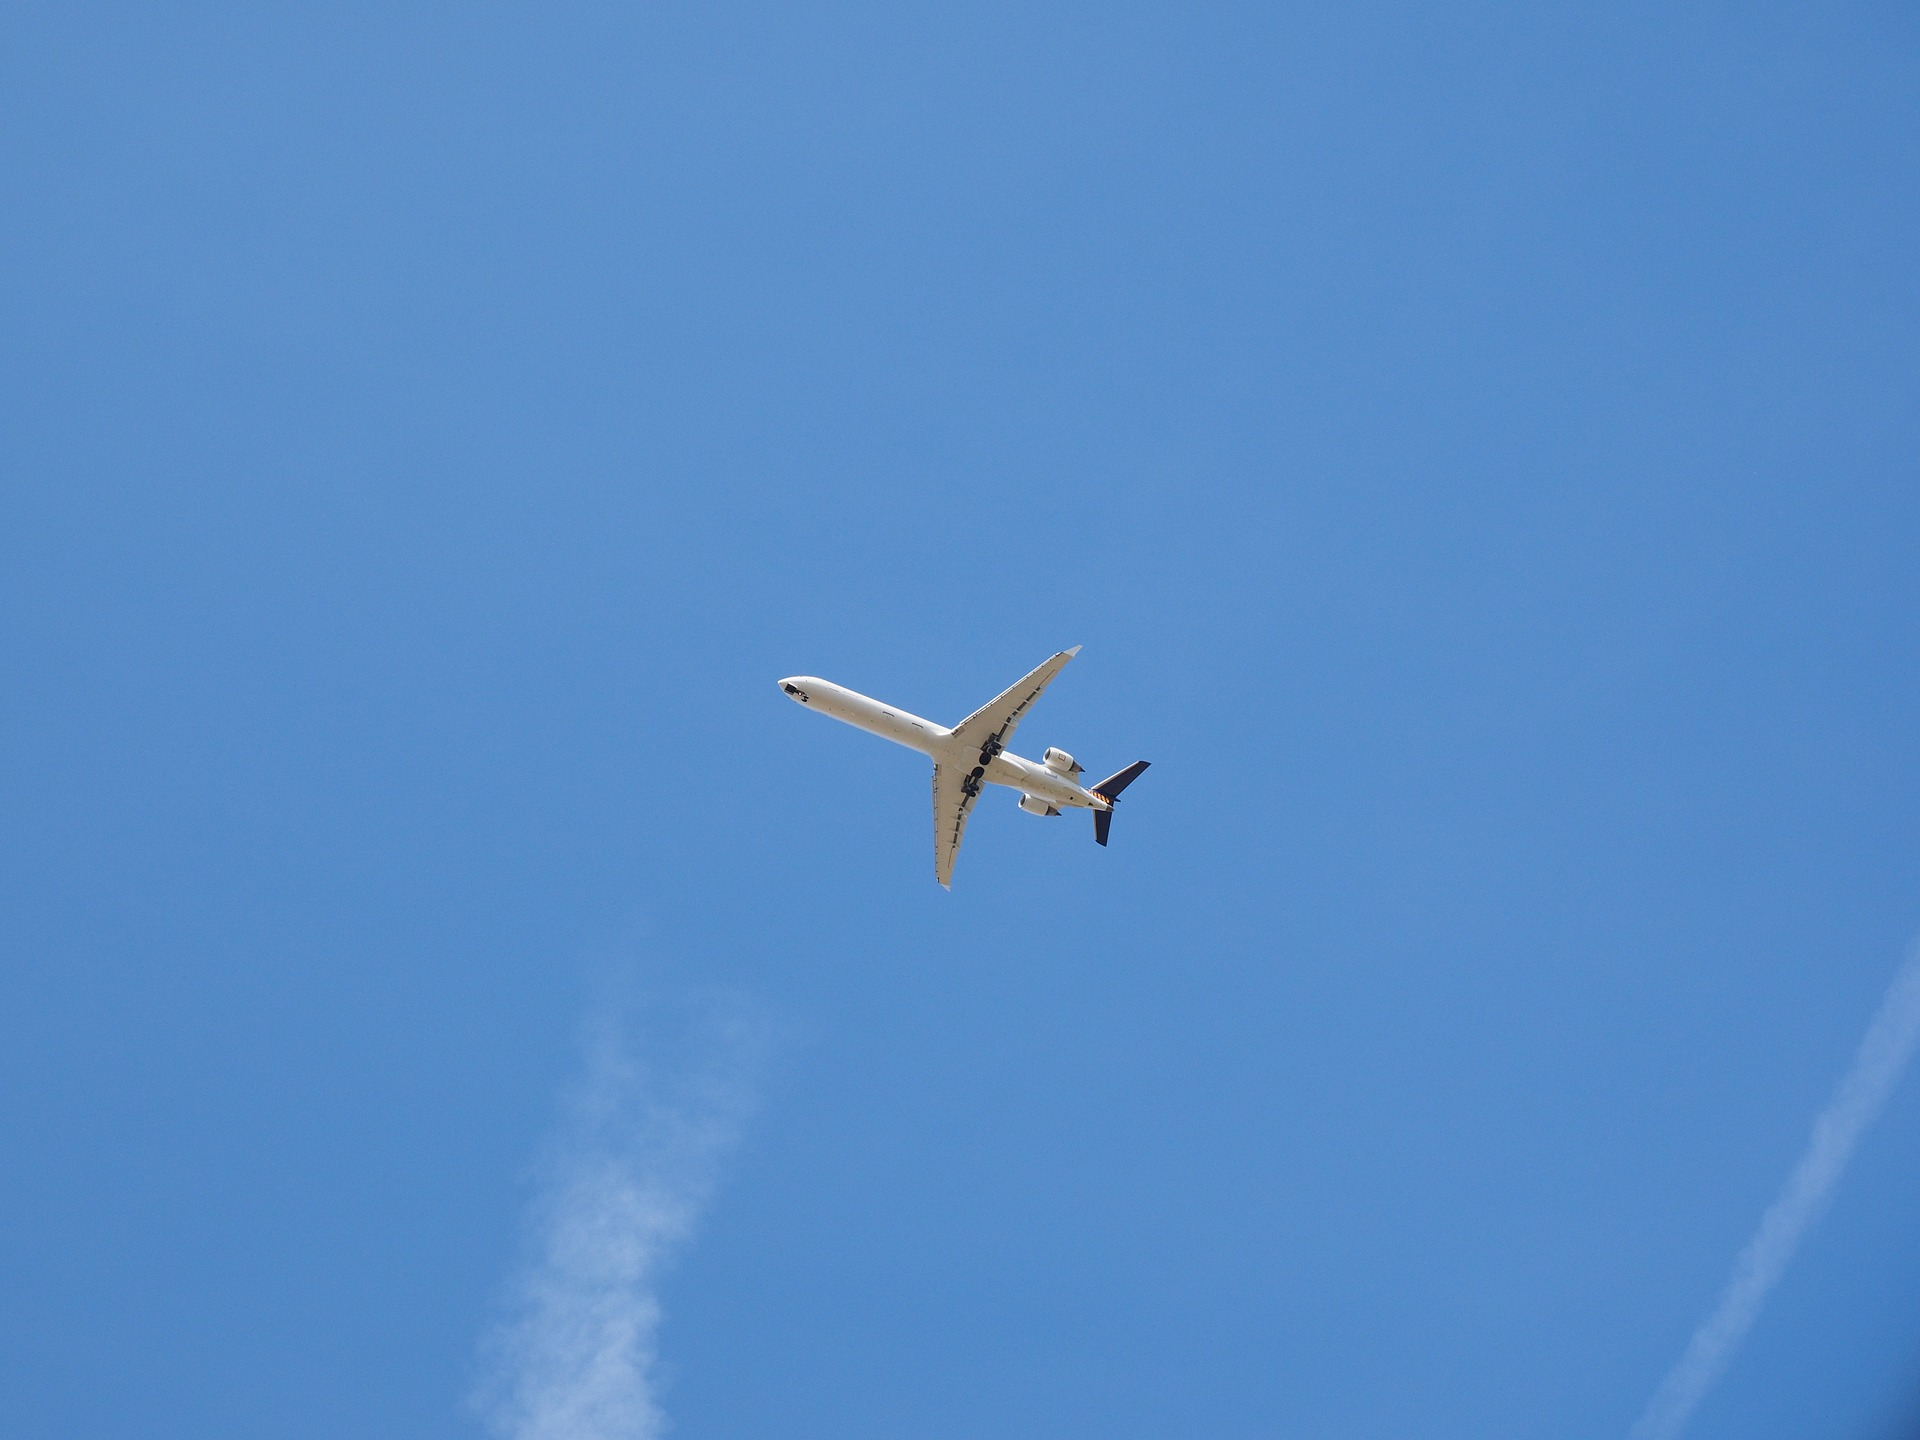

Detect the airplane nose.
[{"left": 778, "top": 678, "right": 812, "bottom": 703}]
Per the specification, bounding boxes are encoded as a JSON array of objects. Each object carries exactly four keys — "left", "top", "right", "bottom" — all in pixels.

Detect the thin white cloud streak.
[
  {"left": 1631, "top": 942, "right": 1920, "bottom": 1440},
  {"left": 473, "top": 999, "right": 761, "bottom": 1440}
]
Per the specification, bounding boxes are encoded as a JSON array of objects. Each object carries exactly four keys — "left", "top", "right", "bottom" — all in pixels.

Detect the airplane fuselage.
[{"left": 778, "top": 676, "right": 1107, "bottom": 811}]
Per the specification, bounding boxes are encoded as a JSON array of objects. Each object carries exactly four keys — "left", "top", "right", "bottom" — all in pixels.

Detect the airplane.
[{"left": 778, "top": 647, "right": 1149, "bottom": 888}]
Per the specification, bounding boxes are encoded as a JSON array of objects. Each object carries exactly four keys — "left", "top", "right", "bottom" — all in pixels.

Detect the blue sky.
[{"left": 4, "top": 4, "right": 1919, "bottom": 1437}]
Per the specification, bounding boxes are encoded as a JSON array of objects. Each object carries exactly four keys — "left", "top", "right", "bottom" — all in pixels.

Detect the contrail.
[
  {"left": 1631, "top": 942, "right": 1920, "bottom": 1440},
  {"left": 473, "top": 995, "right": 762, "bottom": 1440}
]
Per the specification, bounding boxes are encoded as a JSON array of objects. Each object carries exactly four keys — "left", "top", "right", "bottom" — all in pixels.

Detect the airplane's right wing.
[
  {"left": 934, "top": 647, "right": 1080, "bottom": 888},
  {"left": 931, "top": 760, "right": 980, "bottom": 890}
]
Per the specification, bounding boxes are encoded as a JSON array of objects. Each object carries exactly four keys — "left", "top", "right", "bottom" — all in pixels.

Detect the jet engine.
[
  {"left": 1042, "top": 747, "right": 1081, "bottom": 774},
  {"left": 1017, "top": 793, "right": 1061, "bottom": 817}
]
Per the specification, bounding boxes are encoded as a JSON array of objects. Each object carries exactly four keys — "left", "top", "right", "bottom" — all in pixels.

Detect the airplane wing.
[
  {"left": 950, "top": 647, "right": 1080, "bottom": 766},
  {"left": 931, "top": 760, "right": 978, "bottom": 890},
  {"left": 932, "top": 647, "right": 1081, "bottom": 888}
]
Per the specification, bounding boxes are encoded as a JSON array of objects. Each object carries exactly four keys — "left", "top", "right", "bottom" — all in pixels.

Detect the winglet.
[{"left": 1065, "top": 645, "right": 1082, "bottom": 656}]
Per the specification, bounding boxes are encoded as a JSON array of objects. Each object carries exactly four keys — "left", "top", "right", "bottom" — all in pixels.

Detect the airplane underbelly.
[
  {"left": 983, "top": 755, "right": 1084, "bottom": 805},
  {"left": 809, "top": 685, "right": 942, "bottom": 752}
]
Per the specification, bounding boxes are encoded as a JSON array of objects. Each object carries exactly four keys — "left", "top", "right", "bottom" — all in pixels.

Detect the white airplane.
[{"left": 778, "top": 647, "right": 1149, "bottom": 888}]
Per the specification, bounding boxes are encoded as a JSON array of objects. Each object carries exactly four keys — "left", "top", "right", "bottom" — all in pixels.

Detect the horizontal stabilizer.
[
  {"left": 1091, "top": 760, "right": 1150, "bottom": 802},
  {"left": 1091, "top": 761, "right": 1147, "bottom": 848}
]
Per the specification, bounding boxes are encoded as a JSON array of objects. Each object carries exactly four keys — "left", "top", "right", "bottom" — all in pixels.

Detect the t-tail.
[{"left": 1090, "top": 761, "right": 1150, "bottom": 847}]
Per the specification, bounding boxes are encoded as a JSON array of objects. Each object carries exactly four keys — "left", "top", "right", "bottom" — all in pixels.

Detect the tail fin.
[{"left": 1090, "top": 761, "right": 1149, "bottom": 848}]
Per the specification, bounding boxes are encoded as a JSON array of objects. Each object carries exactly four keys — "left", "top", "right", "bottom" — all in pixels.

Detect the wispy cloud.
[
  {"left": 473, "top": 995, "right": 762, "bottom": 1440},
  {"left": 1631, "top": 942, "right": 1920, "bottom": 1440}
]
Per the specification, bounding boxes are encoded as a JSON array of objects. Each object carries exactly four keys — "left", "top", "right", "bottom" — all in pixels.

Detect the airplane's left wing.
[
  {"left": 931, "top": 760, "right": 979, "bottom": 890},
  {"left": 949, "top": 647, "right": 1080, "bottom": 766}
]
